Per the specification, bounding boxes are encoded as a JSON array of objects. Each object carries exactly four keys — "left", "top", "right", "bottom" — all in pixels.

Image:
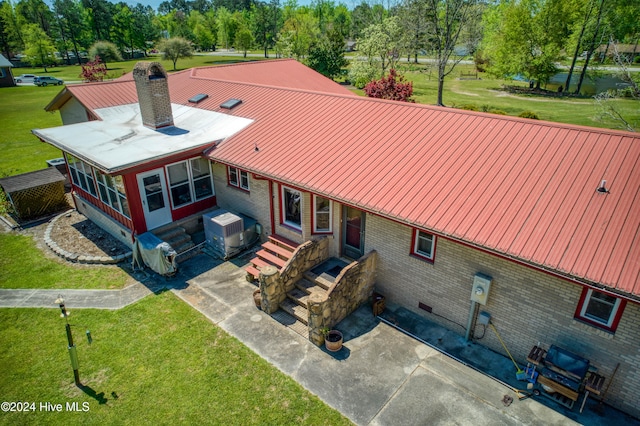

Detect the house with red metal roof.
[{"left": 34, "top": 59, "right": 640, "bottom": 418}]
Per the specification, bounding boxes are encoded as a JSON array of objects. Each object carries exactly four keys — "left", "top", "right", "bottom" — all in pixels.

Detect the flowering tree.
[
  {"left": 79, "top": 56, "right": 108, "bottom": 82},
  {"left": 364, "top": 69, "right": 414, "bottom": 102}
]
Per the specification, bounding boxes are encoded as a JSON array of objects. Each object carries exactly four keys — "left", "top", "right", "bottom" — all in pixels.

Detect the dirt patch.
[{"left": 49, "top": 210, "right": 130, "bottom": 258}]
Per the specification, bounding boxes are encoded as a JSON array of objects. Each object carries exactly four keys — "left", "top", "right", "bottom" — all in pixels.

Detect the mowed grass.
[
  {"left": 0, "top": 233, "right": 130, "bottom": 289},
  {"left": 354, "top": 62, "right": 639, "bottom": 130},
  {"left": 0, "top": 292, "right": 351, "bottom": 425},
  {"left": 0, "top": 86, "right": 64, "bottom": 175}
]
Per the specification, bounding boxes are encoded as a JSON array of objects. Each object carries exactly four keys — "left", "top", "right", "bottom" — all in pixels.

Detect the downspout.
[{"left": 269, "top": 179, "right": 275, "bottom": 235}]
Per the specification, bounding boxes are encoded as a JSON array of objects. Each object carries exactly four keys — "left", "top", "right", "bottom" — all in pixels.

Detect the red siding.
[{"left": 72, "top": 185, "right": 134, "bottom": 231}]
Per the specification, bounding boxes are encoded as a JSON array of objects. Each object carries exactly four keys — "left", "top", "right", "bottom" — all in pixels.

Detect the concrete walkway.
[{"left": 1, "top": 254, "right": 636, "bottom": 425}]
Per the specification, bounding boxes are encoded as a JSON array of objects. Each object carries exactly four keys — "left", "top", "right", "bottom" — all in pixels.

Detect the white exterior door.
[{"left": 137, "top": 168, "right": 172, "bottom": 230}]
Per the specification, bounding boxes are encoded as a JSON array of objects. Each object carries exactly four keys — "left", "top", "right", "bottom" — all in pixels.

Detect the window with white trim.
[
  {"left": 576, "top": 289, "right": 625, "bottom": 330},
  {"left": 313, "top": 195, "right": 332, "bottom": 233},
  {"left": 166, "top": 157, "right": 214, "bottom": 208},
  {"left": 412, "top": 229, "right": 435, "bottom": 260},
  {"left": 282, "top": 186, "right": 302, "bottom": 230},
  {"left": 95, "top": 172, "right": 130, "bottom": 218},
  {"left": 66, "top": 154, "right": 97, "bottom": 197},
  {"left": 227, "top": 166, "right": 249, "bottom": 191}
]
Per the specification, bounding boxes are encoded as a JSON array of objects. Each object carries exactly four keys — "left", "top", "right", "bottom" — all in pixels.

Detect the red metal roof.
[
  {"left": 111, "top": 59, "right": 354, "bottom": 95},
  {"left": 50, "top": 61, "right": 640, "bottom": 299}
]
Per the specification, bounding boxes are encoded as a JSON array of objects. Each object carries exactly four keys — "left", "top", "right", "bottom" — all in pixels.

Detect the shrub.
[
  {"left": 489, "top": 109, "right": 508, "bottom": 115},
  {"left": 458, "top": 104, "right": 479, "bottom": 111},
  {"left": 519, "top": 111, "right": 540, "bottom": 119},
  {"left": 348, "top": 60, "right": 379, "bottom": 89},
  {"left": 364, "top": 69, "right": 414, "bottom": 102}
]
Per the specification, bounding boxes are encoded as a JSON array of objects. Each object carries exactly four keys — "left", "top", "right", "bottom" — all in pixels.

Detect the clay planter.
[
  {"left": 324, "top": 330, "right": 343, "bottom": 352},
  {"left": 252, "top": 289, "right": 262, "bottom": 309}
]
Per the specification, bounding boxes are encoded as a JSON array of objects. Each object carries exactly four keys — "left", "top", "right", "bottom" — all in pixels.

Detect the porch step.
[
  {"left": 154, "top": 226, "right": 187, "bottom": 242},
  {"left": 262, "top": 241, "right": 294, "bottom": 259},
  {"left": 303, "top": 270, "right": 333, "bottom": 290},
  {"left": 268, "top": 234, "right": 298, "bottom": 252},
  {"left": 245, "top": 234, "right": 300, "bottom": 282},
  {"left": 256, "top": 249, "right": 286, "bottom": 268},
  {"left": 176, "top": 245, "right": 201, "bottom": 263},
  {"left": 287, "top": 287, "right": 310, "bottom": 308},
  {"left": 269, "top": 309, "right": 308, "bottom": 338},
  {"left": 280, "top": 298, "right": 309, "bottom": 325},
  {"left": 295, "top": 278, "right": 328, "bottom": 298}
]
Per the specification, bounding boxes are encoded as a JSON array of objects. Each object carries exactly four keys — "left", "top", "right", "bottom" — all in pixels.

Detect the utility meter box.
[{"left": 470, "top": 273, "right": 492, "bottom": 305}]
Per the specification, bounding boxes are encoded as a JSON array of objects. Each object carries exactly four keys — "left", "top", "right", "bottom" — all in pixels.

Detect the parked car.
[
  {"left": 14, "top": 74, "right": 37, "bottom": 83},
  {"left": 34, "top": 76, "right": 64, "bottom": 86}
]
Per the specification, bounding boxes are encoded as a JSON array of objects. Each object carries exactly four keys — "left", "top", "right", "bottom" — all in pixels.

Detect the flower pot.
[
  {"left": 252, "top": 289, "right": 262, "bottom": 309},
  {"left": 324, "top": 330, "right": 343, "bottom": 352}
]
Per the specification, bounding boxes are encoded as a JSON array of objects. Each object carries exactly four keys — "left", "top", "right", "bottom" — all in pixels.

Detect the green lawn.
[
  {"left": 0, "top": 86, "right": 64, "bottom": 176},
  {"left": 15, "top": 54, "right": 266, "bottom": 82},
  {"left": 0, "top": 292, "right": 351, "bottom": 425},
  {"left": 0, "top": 233, "right": 130, "bottom": 290}
]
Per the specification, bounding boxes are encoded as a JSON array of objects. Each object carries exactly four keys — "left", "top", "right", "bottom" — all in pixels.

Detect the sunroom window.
[
  {"left": 166, "top": 157, "right": 214, "bottom": 208},
  {"left": 95, "top": 171, "right": 130, "bottom": 218},
  {"left": 66, "top": 154, "right": 97, "bottom": 197}
]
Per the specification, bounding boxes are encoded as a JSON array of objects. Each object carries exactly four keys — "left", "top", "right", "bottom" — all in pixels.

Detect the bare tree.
[
  {"left": 423, "top": 0, "right": 482, "bottom": 106},
  {"left": 594, "top": 39, "right": 639, "bottom": 132}
]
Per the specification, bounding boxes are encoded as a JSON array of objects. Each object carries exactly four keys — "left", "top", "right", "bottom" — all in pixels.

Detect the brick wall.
[
  {"left": 212, "top": 165, "right": 640, "bottom": 417},
  {"left": 362, "top": 213, "right": 640, "bottom": 418}
]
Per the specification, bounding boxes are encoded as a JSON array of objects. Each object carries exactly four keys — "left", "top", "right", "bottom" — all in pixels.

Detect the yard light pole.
[{"left": 55, "top": 296, "right": 80, "bottom": 386}]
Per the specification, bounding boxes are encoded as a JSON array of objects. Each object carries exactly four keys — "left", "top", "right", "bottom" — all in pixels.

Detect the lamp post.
[{"left": 55, "top": 296, "right": 80, "bottom": 386}]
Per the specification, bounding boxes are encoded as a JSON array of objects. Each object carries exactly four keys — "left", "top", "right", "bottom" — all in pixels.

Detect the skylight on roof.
[
  {"left": 220, "top": 99, "right": 242, "bottom": 109},
  {"left": 188, "top": 93, "right": 209, "bottom": 104}
]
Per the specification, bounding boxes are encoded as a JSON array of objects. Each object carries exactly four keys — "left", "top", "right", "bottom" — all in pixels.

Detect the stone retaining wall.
[
  {"left": 259, "top": 237, "right": 330, "bottom": 314},
  {"left": 309, "top": 250, "right": 378, "bottom": 346}
]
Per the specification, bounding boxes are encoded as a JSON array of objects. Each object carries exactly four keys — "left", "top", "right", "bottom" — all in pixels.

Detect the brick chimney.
[{"left": 133, "top": 61, "right": 174, "bottom": 130}]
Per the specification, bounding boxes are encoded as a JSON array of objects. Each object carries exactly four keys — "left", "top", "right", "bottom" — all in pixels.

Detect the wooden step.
[
  {"left": 250, "top": 257, "right": 271, "bottom": 269},
  {"left": 295, "top": 278, "right": 328, "bottom": 297},
  {"left": 262, "top": 241, "right": 294, "bottom": 259},
  {"left": 303, "top": 271, "right": 332, "bottom": 291},
  {"left": 256, "top": 249, "right": 286, "bottom": 268},
  {"left": 270, "top": 309, "right": 308, "bottom": 337},
  {"left": 268, "top": 234, "right": 298, "bottom": 252},
  {"left": 287, "top": 287, "right": 310, "bottom": 308},
  {"left": 280, "top": 298, "right": 309, "bottom": 324},
  {"left": 246, "top": 265, "right": 260, "bottom": 280}
]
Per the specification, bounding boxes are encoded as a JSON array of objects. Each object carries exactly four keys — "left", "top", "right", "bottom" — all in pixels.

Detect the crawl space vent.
[
  {"left": 188, "top": 93, "right": 209, "bottom": 104},
  {"left": 220, "top": 98, "right": 242, "bottom": 109}
]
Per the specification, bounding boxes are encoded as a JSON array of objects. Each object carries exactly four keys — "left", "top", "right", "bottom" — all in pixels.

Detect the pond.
[{"left": 546, "top": 72, "right": 631, "bottom": 95}]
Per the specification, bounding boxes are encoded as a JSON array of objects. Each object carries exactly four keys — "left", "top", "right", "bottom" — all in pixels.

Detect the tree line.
[{"left": 1, "top": 0, "right": 638, "bottom": 104}]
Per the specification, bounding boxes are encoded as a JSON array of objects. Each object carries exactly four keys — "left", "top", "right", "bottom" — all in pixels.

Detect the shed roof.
[
  {"left": 0, "top": 167, "right": 64, "bottom": 193},
  {"left": 40, "top": 60, "right": 640, "bottom": 299}
]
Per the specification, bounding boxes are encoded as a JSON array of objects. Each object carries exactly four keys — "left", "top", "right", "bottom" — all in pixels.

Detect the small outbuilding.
[{"left": 0, "top": 167, "right": 68, "bottom": 220}]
